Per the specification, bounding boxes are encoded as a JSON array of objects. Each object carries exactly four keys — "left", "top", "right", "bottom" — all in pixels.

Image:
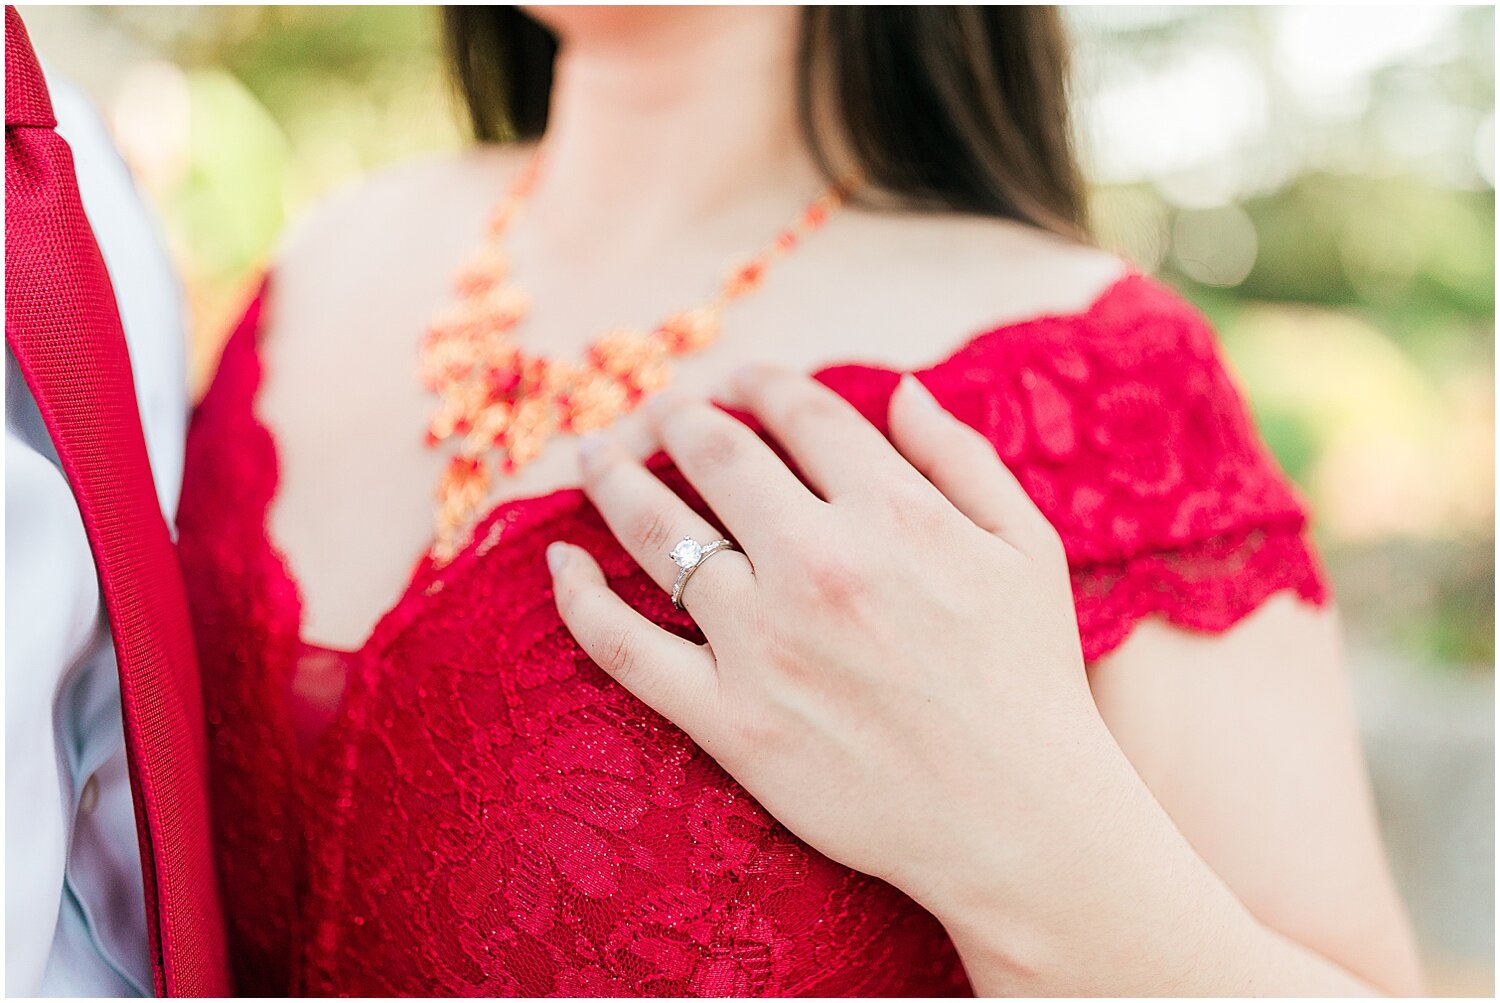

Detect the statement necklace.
[{"left": 418, "top": 159, "right": 856, "bottom": 563}]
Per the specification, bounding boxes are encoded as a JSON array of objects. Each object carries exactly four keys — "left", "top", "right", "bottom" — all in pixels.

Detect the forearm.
[{"left": 934, "top": 748, "right": 1390, "bottom": 997}]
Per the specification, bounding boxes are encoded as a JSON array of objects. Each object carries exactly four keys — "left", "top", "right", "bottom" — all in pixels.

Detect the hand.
[
  {"left": 546, "top": 368, "right": 1397, "bottom": 998},
  {"left": 546, "top": 368, "right": 1122, "bottom": 921}
]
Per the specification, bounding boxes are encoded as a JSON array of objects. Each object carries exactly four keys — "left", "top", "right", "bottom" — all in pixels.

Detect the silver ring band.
[{"left": 669, "top": 536, "right": 735, "bottom": 611}]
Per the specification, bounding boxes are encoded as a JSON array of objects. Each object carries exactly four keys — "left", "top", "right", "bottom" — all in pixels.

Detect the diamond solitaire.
[
  {"left": 671, "top": 537, "right": 704, "bottom": 569},
  {"left": 667, "top": 537, "right": 736, "bottom": 611}
]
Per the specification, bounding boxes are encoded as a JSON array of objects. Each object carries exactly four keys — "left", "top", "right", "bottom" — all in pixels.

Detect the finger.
[
  {"left": 579, "top": 435, "right": 756, "bottom": 624},
  {"left": 726, "top": 364, "right": 921, "bottom": 499},
  {"left": 646, "top": 394, "right": 823, "bottom": 551},
  {"left": 887, "top": 374, "right": 1057, "bottom": 555},
  {"left": 547, "top": 541, "right": 720, "bottom": 738}
]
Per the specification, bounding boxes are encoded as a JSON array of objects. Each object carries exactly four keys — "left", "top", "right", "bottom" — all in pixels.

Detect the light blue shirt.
[{"left": 5, "top": 69, "right": 188, "bottom": 998}]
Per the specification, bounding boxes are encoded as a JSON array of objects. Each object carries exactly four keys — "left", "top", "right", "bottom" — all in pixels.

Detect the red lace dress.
[{"left": 176, "top": 269, "right": 1329, "bottom": 996}]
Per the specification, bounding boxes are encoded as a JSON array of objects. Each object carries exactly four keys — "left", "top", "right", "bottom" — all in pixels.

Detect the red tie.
[{"left": 5, "top": 8, "right": 231, "bottom": 996}]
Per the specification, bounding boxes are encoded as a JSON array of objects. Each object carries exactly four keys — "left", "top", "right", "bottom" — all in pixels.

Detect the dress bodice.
[{"left": 176, "top": 269, "right": 1327, "bottom": 996}]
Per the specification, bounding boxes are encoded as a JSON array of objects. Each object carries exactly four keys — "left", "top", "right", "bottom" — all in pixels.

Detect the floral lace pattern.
[{"left": 176, "top": 269, "right": 1327, "bottom": 996}]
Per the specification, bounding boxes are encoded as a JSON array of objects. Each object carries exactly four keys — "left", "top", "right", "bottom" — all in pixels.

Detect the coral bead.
[{"left": 420, "top": 157, "right": 856, "bottom": 562}]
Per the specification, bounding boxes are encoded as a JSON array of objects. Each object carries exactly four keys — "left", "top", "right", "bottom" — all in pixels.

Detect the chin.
[
  {"left": 522, "top": 5, "right": 787, "bottom": 46},
  {"left": 522, "top": 4, "right": 690, "bottom": 38}
]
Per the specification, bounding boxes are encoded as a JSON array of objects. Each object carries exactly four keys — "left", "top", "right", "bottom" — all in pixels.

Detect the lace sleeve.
[
  {"left": 1014, "top": 276, "right": 1329, "bottom": 661},
  {"left": 850, "top": 272, "right": 1332, "bottom": 664},
  {"left": 1067, "top": 522, "right": 1328, "bottom": 662}
]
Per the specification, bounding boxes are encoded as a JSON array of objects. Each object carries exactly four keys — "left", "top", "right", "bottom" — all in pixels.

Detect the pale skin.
[{"left": 257, "top": 5, "right": 1422, "bottom": 996}]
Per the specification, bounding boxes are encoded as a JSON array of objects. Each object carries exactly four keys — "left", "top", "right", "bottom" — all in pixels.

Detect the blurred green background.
[{"left": 20, "top": 5, "right": 1495, "bottom": 994}]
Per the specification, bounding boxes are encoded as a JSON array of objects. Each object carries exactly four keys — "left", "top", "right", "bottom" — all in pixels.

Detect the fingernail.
[
  {"left": 900, "top": 373, "right": 939, "bottom": 409},
  {"left": 546, "top": 541, "right": 570, "bottom": 573}
]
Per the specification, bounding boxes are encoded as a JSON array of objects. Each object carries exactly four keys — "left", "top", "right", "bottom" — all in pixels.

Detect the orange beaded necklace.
[{"left": 419, "top": 158, "right": 857, "bottom": 563}]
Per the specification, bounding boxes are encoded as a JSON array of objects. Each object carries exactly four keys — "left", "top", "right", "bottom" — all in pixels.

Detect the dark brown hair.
[{"left": 443, "top": 6, "right": 1087, "bottom": 237}]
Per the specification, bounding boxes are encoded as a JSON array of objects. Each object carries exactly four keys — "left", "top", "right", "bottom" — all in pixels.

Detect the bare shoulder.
[
  {"left": 268, "top": 143, "right": 533, "bottom": 320},
  {"left": 780, "top": 206, "right": 1133, "bottom": 369},
  {"left": 252, "top": 143, "right": 534, "bottom": 463},
  {"left": 275, "top": 143, "right": 531, "bottom": 263},
  {"left": 858, "top": 209, "right": 1130, "bottom": 317}
]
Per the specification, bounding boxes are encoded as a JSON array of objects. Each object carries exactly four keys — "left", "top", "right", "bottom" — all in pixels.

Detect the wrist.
[
  {"left": 943, "top": 884, "right": 1268, "bottom": 998},
  {"left": 922, "top": 719, "right": 1256, "bottom": 995},
  {"left": 928, "top": 789, "right": 1140, "bottom": 993},
  {"left": 915, "top": 716, "right": 1140, "bottom": 982}
]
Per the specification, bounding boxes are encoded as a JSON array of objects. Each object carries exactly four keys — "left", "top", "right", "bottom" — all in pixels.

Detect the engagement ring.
[{"left": 669, "top": 536, "right": 735, "bottom": 611}]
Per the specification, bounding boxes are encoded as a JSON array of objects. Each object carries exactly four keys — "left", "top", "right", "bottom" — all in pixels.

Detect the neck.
[{"left": 525, "top": 7, "right": 825, "bottom": 255}]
